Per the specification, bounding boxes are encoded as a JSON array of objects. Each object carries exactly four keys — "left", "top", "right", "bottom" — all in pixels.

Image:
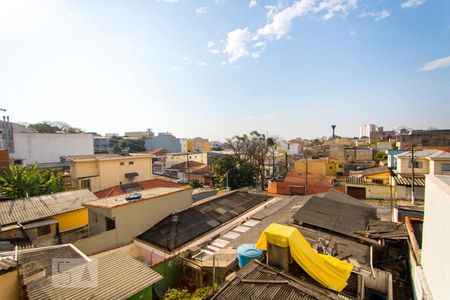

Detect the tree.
[
  {"left": 190, "top": 179, "right": 202, "bottom": 188},
  {"left": 164, "top": 285, "right": 217, "bottom": 300},
  {"left": 110, "top": 136, "right": 146, "bottom": 153},
  {"left": 374, "top": 152, "right": 388, "bottom": 164},
  {"left": 29, "top": 121, "right": 83, "bottom": 133},
  {"left": 0, "top": 163, "right": 63, "bottom": 199},
  {"left": 226, "top": 131, "right": 273, "bottom": 190},
  {"left": 211, "top": 156, "right": 258, "bottom": 189}
]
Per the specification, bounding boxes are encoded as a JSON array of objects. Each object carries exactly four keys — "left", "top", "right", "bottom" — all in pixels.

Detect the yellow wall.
[
  {"left": 0, "top": 269, "right": 19, "bottom": 300},
  {"left": 71, "top": 157, "right": 152, "bottom": 192},
  {"left": 365, "top": 172, "right": 390, "bottom": 185},
  {"left": 186, "top": 140, "right": 194, "bottom": 152},
  {"left": 294, "top": 159, "right": 337, "bottom": 176},
  {"left": 53, "top": 208, "right": 88, "bottom": 232}
]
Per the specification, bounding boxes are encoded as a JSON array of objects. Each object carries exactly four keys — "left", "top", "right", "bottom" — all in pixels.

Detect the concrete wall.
[
  {"left": 422, "top": 175, "right": 450, "bottom": 299},
  {"left": 78, "top": 188, "right": 193, "bottom": 254},
  {"left": 113, "top": 189, "right": 192, "bottom": 244},
  {"left": 396, "top": 157, "right": 429, "bottom": 175},
  {"left": 10, "top": 132, "right": 94, "bottom": 164},
  {"left": 395, "top": 186, "right": 425, "bottom": 201},
  {"left": 429, "top": 160, "right": 450, "bottom": 176},
  {"left": 145, "top": 133, "right": 181, "bottom": 153},
  {"left": 0, "top": 269, "right": 20, "bottom": 300}
]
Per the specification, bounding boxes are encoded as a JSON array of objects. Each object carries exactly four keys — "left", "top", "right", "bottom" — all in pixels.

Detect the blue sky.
[{"left": 1, "top": 0, "right": 449, "bottom": 140}]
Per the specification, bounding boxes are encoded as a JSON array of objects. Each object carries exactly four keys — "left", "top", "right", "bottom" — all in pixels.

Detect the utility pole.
[
  {"left": 304, "top": 156, "right": 308, "bottom": 195},
  {"left": 411, "top": 145, "right": 415, "bottom": 205}
]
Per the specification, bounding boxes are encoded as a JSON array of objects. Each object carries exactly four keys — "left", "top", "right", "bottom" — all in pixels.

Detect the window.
[
  {"left": 372, "top": 179, "right": 384, "bottom": 184},
  {"left": 106, "top": 217, "right": 116, "bottom": 231},
  {"left": 408, "top": 161, "right": 423, "bottom": 168},
  {"left": 442, "top": 164, "right": 450, "bottom": 172},
  {"left": 80, "top": 179, "right": 91, "bottom": 190},
  {"left": 120, "top": 162, "right": 124, "bottom": 165},
  {"left": 37, "top": 225, "right": 51, "bottom": 236},
  {"left": 128, "top": 161, "right": 134, "bottom": 165}
]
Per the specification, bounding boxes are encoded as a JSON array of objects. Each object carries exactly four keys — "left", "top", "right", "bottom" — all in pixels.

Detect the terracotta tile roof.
[
  {"left": 146, "top": 148, "right": 168, "bottom": 155},
  {"left": 94, "top": 179, "right": 183, "bottom": 198}
]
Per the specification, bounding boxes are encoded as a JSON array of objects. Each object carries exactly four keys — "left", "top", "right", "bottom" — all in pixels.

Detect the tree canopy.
[
  {"left": 28, "top": 121, "right": 83, "bottom": 133},
  {"left": 211, "top": 156, "right": 258, "bottom": 189},
  {"left": 109, "top": 136, "right": 146, "bottom": 153},
  {"left": 0, "top": 163, "right": 64, "bottom": 199}
]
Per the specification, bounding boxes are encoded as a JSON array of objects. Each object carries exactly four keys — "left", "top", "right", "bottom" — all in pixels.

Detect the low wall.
[{"left": 73, "top": 229, "right": 118, "bottom": 255}]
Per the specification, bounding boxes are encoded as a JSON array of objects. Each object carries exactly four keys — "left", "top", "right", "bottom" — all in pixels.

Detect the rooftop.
[
  {"left": 0, "top": 244, "right": 89, "bottom": 281},
  {"left": 136, "top": 192, "right": 271, "bottom": 252},
  {"left": 166, "top": 160, "right": 206, "bottom": 170},
  {"left": 396, "top": 149, "right": 450, "bottom": 160},
  {"left": 28, "top": 251, "right": 162, "bottom": 300},
  {"left": 211, "top": 260, "right": 343, "bottom": 300},
  {"left": 0, "top": 189, "right": 97, "bottom": 226},
  {"left": 84, "top": 186, "right": 188, "bottom": 209},
  {"left": 94, "top": 179, "right": 183, "bottom": 198},
  {"left": 66, "top": 153, "right": 152, "bottom": 162}
]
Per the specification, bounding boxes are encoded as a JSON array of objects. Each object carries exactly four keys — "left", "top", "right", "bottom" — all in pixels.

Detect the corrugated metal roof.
[
  {"left": 393, "top": 176, "right": 425, "bottom": 187},
  {"left": 211, "top": 260, "right": 344, "bottom": 300},
  {"left": 0, "top": 189, "right": 97, "bottom": 226},
  {"left": 292, "top": 195, "right": 378, "bottom": 234},
  {"left": 0, "top": 257, "right": 17, "bottom": 272},
  {"left": 28, "top": 251, "right": 162, "bottom": 300}
]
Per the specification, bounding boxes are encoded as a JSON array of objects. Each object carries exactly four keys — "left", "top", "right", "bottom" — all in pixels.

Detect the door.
[{"left": 347, "top": 186, "right": 366, "bottom": 199}]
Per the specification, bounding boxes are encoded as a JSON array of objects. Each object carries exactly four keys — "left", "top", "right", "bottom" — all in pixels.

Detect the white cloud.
[
  {"left": 207, "top": 41, "right": 220, "bottom": 55},
  {"left": 172, "top": 66, "right": 181, "bottom": 71},
  {"left": 401, "top": 0, "right": 426, "bottom": 9},
  {"left": 197, "top": 61, "right": 207, "bottom": 67},
  {"left": 265, "top": 5, "right": 278, "bottom": 19},
  {"left": 313, "top": 0, "right": 358, "bottom": 21},
  {"left": 249, "top": 0, "right": 257, "bottom": 8},
  {"left": 349, "top": 29, "right": 357, "bottom": 36},
  {"left": 359, "top": 9, "right": 390, "bottom": 21},
  {"left": 158, "top": 0, "right": 179, "bottom": 3},
  {"left": 224, "top": 27, "right": 255, "bottom": 63},
  {"left": 257, "top": 0, "right": 314, "bottom": 39},
  {"left": 195, "top": 7, "right": 208, "bottom": 14},
  {"left": 181, "top": 56, "right": 188, "bottom": 60},
  {"left": 419, "top": 55, "right": 450, "bottom": 71},
  {"left": 253, "top": 41, "right": 265, "bottom": 48}
]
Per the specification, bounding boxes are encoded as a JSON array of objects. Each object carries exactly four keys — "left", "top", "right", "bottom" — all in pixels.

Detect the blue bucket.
[{"left": 237, "top": 243, "right": 263, "bottom": 268}]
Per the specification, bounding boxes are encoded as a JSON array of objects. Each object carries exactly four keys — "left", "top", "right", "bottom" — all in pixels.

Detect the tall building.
[{"left": 359, "top": 124, "right": 377, "bottom": 138}]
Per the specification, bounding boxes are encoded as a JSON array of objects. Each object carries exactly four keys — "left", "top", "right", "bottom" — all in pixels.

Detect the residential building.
[
  {"left": 132, "top": 192, "right": 272, "bottom": 273},
  {"left": 419, "top": 175, "right": 450, "bottom": 299},
  {"left": 73, "top": 185, "right": 192, "bottom": 255},
  {"left": 145, "top": 132, "right": 181, "bottom": 153},
  {"left": 161, "top": 151, "right": 225, "bottom": 168},
  {"left": 67, "top": 153, "right": 153, "bottom": 192},
  {"left": 94, "top": 179, "right": 183, "bottom": 198},
  {"left": 164, "top": 161, "right": 211, "bottom": 184},
  {"left": 387, "top": 150, "right": 405, "bottom": 169},
  {"left": 124, "top": 129, "right": 154, "bottom": 140},
  {"left": 345, "top": 166, "right": 392, "bottom": 199},
  {"left": 376, "top": 141, "right": 393, "bottom": 151},
  {"left": 0, "top": 244, "right": 163, "bottom": 300},
  {"left": 359, "top": 124, "right": 377, "bottom": 138},
  {"left": 0, "top": 190, "right": 97, "bottom": 249},
  {"left": 9, "top": 132, "right": 94, "bottom": 166},
  {"left": 93, "top": 135, "right": 113, "bottom": 154},
  {"left": 398, "top": 129, "right": 450, "bottom": 150},
  {"left": 294, "top": 158, "right": 344, "bottom": 177},
  {"left": 330, "top": 145, "right": 373, "bottom": 162},
  {"left": 394, "top": 149, "right": 450, "bottom": 176}
]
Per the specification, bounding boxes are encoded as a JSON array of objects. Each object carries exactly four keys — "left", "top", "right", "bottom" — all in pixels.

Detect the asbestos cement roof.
[
  {"left": 28, "top": 251, "right": 162, "bottom": 300},
  {"left": 211, "top": 260, "right": 344, "bottom": 300},
  {"left": 0, "top": 190, "right": 97, "bottom": 226}
]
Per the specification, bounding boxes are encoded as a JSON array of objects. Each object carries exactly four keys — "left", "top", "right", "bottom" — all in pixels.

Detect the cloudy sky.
[{"left": 1, "top": 0, "right": 449, "bottom": 140}]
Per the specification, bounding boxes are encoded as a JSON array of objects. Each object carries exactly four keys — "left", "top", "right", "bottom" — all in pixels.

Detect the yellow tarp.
[{"left": 255, "top": 223, "right": 353, "bottom": 292}]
